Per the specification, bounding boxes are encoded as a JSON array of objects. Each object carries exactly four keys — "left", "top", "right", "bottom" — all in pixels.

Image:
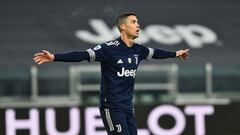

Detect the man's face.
[{"left": 122, "top": 15, "right": 140, "bottom": 39}]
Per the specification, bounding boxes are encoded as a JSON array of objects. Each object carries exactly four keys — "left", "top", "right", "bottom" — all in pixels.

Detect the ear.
[{"left": 120, "top": 23, "right": 126, "bottom": 31}]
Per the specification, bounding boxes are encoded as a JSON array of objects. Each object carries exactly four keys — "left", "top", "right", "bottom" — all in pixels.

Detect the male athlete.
[{"left": 34, "top": 12, "right": 189, "bottom": 135}]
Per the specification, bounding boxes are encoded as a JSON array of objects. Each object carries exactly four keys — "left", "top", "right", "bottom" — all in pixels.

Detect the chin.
[
  {"left": 132, "top": 36, "right": 137, "bottom": 39},
  {"left": 128, "top": 33, "right": 139, "bottom": 40},
  {"left": 133, "top": 35, "right": 139, "bottom": 39}
]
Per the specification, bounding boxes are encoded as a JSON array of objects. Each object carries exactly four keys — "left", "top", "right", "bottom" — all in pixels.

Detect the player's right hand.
[
  {"left": 176, "top": 49, "right": 189, "bottom": 60},
  {"left": 33, "top": 50, "right": 54, "bottom": 65}
]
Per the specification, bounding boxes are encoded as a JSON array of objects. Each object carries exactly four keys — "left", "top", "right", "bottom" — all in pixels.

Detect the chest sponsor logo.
[{"left": 117, "top": 67, "right": 136, "bottom": 78}]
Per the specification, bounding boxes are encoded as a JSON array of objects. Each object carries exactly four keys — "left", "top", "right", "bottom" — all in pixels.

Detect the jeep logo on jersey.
[
  {"left": 75, "top": 19, "right": 218, "bottom": 48},
  {"left": 117, "top": 67, "right": 136, "bottom": 78}
]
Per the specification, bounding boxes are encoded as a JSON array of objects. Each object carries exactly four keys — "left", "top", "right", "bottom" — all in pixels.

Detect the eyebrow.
[{"left": 131, "top": 20, "right": 137, "bottom": 23}]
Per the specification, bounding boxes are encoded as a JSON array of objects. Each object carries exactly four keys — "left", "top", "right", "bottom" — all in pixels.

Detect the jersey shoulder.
[
  {"left": 134, "top": 43, "right": 149, "bottom": 50},
  {"left": 91, "top": 39, "right": 117, "bottom": 50},
  {"left": 134, "top": 43, "right": 154, "bottom": 60},
  {"left": 104, "top": 39, "right": 121, "bottom": 47},
  {"left": 94, "top": 39, "right": 120, "bottom": 51}
]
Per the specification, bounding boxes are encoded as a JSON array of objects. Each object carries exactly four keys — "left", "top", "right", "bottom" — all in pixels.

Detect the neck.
[{"left": 120, "top": 33, "right": 135, "bottom": 47}]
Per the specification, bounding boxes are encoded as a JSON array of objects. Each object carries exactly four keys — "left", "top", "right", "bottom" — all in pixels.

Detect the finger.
[
  {"left": 34, "top": 53, "right": 44, "bottom": 57},
  {"left": 178, "top": 56, "right": 183, "bottom": 60},
  {"left": 33, "top": 56, "right": 42, "bottom": 61},
  {"left": 180, "top": 56, "right": 186, "bottom": 60},
  {"left": 36, "top": 59, "right": 42, "bottom": 65},
  {"left": 182, "top": 55, "right": 187, "bottom": 60},
  {"left": 35, "top": 59, "right": 42, "bottom": 64},
  {"left": 33, "top": 57, "right": 37, "bottom": 61},
  {"left": 38, "top": 61, "right": 42, "bottom": 65},
  {"left": 183, "top": 49, "right": 189, "bottom": 56},
  {"left": 183, "top": 54, "right": 189, "bottom": 59},
  {"left": 35, "top": 57, "right": 44, "bottom": 63},
  {"left": 35, "top": 60, "right": 40, "bottom": 64},
  {"left": 180, "top": 53, "right": 188, "bottom": 60},
  {"left": 42, "top": 50, "right": 50, "bottom": 55},
  {"left": 33, "top": 57, "right": 39, "bottom": 61},
  {"left": 38, "top": 60, "right": 45, "bottom": 65},
  {"left": 33, "top": 56, "right": 39, "bottom": 61},
  {"left": 184, "top": 49, "right": 190, "bottom": 52},
  {"left": 182, "top": 53, "right": 188, "bottom": 57}
]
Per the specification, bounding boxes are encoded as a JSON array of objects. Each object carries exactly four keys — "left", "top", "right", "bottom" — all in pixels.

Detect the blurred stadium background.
[{"left": 0, "top": 0, "right": 240, "bottom": 135}]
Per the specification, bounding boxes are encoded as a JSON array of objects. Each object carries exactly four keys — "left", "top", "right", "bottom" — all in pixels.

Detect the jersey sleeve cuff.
[
  {"left": 86, "top": 49, "right": 96, "bottom": 62},
  {"left": 146, "top": 47, "right": 154, "bottom": 60}
]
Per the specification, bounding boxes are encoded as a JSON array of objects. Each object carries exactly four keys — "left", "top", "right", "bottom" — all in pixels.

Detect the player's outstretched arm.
[
  {"left": 151, "top": 48, "right": 189, "bottom": 59},
  {"left": 33, "top": 49, "right": 90, "bottom": 65},
  {"left": 176, "top": 49, "right": 190, "bottom": 60},
  {"left": 33, "top": 50, "right": 54, "bottom": 65}
]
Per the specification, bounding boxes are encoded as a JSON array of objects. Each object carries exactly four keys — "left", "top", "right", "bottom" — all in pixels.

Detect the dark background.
[{"left": 1, "top": 0, "right": 240, "bottom": 68}]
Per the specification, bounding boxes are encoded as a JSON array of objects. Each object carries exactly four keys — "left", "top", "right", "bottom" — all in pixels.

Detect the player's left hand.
[
  {"left": 176, "top": 49, "right": 189, "bottom": 60},
  {"left": 33, "top": 50, "right": 54, "bottom": 65}
]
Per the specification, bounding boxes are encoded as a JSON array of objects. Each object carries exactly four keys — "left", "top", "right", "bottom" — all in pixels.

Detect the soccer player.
[{"left": 33, "top": 12, "right": 189, "bottom": 135}]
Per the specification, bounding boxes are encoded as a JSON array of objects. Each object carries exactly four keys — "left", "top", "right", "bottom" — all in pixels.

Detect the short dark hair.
[{"left": 117, "top": 12, "right": 137, "bottom": 31}]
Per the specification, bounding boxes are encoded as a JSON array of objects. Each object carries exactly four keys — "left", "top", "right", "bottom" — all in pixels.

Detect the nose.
[{"left": 137, "top": 23, "right": 140, "bottom": 28}]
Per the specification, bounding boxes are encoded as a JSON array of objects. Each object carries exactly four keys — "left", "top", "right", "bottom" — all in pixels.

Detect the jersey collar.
[{"left": 118, "top": 37, "right": 136, "bottom": 50}]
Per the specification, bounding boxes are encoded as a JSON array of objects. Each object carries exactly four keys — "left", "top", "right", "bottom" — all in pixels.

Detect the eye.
[{"left": 131, "top": 20, "right": 136, "bottom": 24}]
